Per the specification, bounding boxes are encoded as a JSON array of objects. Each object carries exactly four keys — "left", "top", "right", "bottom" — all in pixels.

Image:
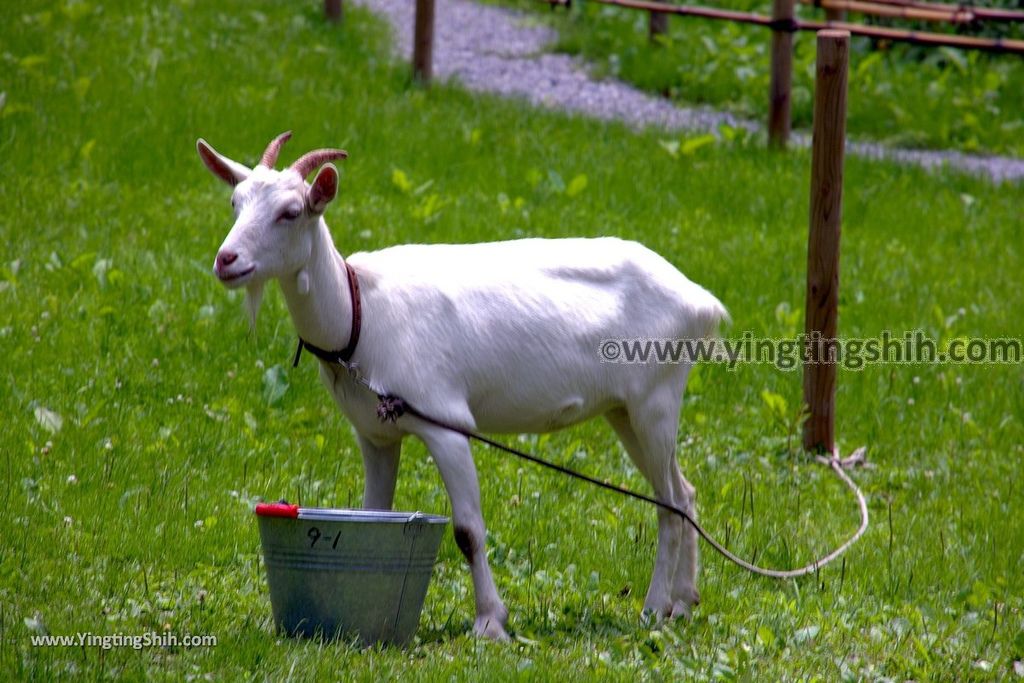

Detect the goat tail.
[{"left": 695, "top": 294, "right": 730, "bottom": 341}]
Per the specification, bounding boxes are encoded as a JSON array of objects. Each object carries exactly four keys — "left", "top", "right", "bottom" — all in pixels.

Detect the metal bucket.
[{"left": 255, "top": 503, "right": 449, "bottom": 645}]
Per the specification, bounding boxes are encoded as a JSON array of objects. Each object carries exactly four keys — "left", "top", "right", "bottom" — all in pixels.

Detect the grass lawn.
[
  {"left": 1, "top": 0, "right": 1022, "bottom": 679},
  {"left": 497, "top": 0, "right": 1024, "bottom": 158}
]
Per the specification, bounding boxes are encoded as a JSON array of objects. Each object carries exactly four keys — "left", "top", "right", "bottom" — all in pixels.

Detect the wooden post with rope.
[
  {"left": 324, "top": 0, "right": 343, "bottom": 23},
  {"left": 803, "top": 30, "right": 849, "bottom": 454},
  {"left": 414, "top": 0, "right": 437, "bottom": 85},
  {"left": 768, "top": 0, "right": 795, "bottom": 148}
]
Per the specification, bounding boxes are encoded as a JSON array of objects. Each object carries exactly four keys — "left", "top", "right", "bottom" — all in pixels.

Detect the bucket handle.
[
  {"left": 391, "top": 512, "right": 427, "bottom": 641},
  {"left": 402, "top": 511, "right": 426, "bottom": 538}
]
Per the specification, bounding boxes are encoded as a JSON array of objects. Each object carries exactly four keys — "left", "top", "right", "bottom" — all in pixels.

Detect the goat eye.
[{"left": 278, "top": 207, "right": 302, "bottom": 222}]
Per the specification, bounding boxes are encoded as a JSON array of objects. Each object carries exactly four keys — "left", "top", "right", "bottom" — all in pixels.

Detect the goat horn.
[
  {"left": 259, "top": 131, "right": 293, "bottom": 169},
  {"left": 290, "top": 149, "right": 349, "bottom": 179}
]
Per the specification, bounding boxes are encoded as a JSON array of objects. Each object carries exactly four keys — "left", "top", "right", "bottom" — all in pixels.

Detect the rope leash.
[{"left": 347, "top": 363, "right": 868, "bottom": 579}]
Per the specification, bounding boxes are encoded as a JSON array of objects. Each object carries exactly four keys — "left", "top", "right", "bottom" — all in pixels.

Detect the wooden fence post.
[
  {"left": 824, "top": 7, "right": 847, "bottom": 22},
  {"left": 768, "top": 0, "right": 795, "bottom": 148},
  {"left": 414, "top": 0, "right": 436, "bottom": 85},
  {"left": 324, "top": 0, "right": 342, "bottom": 23},
  {"left": 803, "top": 30, "right": 849, "bottom": 454},
  {"left": 649, "top": 7, "right": 669, "bottom": 41}
]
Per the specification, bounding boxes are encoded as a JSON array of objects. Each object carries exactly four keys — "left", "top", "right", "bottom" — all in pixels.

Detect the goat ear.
[
  {"left": 307, "top": 164, "right": 339, "bottom": 214},
  {"left": 196, "top": 138, "right": 251, "bottom": 187}
]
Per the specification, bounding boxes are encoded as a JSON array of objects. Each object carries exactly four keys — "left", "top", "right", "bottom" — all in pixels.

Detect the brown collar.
[{"left": 292, "top": 261, "right": 362, "bottom": 367}]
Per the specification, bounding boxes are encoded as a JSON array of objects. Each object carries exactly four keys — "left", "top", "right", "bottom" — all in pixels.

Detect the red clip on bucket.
[{"left": 254, "top": 502, "right": 299, "bottom": 518}]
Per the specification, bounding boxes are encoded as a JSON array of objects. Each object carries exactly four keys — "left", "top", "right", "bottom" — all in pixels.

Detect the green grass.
[
  {"left": 497, "top": 0, "right": 1024, "bottom": 157},
  {"left": 2, "top": 0, "right": 1023, "bottom": 680}
]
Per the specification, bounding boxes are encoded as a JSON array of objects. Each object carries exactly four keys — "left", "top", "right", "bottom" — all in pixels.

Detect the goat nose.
[{"left": 217, "top": 251, "right": 239, "bottom": 269}]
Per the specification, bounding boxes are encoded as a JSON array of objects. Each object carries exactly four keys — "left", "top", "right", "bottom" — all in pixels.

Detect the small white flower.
[{"left": 67, "top": 474, "right": 77, "bottom": 484}]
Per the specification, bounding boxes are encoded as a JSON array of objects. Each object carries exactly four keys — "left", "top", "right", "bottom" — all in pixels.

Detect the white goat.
[{"left": 198, "top": 133, "right": 727, "bottom": 640}]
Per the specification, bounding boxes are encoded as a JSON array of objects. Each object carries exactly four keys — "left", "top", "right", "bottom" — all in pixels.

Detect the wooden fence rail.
[
  {"left": 543, "top": 0, "right": 1024, "bottom": 53},
  {"left": 858, "top": 0, "right": 1024, "bottom": 22},
  {"left": 544, "top": 0, "right": 1024, "bottom": 147},
  {"left": 319, "top": 1, "right": 1024, "bottom": 142},
  {"left": 800, "top": 0, "right": 977, "bottom": 23}
]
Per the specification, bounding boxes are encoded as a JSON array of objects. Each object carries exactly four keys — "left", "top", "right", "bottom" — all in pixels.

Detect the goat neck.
[{"left": 277, "top": 217, "right": 355, "bottom": 354}]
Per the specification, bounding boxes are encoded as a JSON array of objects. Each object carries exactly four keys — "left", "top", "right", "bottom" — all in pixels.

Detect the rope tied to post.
[{"left": 369, "top": 390, "right": 869, "bottom": 580}]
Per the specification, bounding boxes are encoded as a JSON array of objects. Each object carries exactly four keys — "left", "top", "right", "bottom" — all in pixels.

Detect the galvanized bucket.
[{"left": 255, "top": 503, "right": 449, "bottom": 645}]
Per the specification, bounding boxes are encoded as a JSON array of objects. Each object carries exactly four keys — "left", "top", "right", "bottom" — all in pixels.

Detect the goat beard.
[{"left": 244, "top": 281, "right": 264, "bottom": 330}]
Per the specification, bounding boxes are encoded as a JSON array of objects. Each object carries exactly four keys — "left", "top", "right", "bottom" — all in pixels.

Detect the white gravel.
[{"left": 356, "top": 0, "right": 1024, "bottom": 184}]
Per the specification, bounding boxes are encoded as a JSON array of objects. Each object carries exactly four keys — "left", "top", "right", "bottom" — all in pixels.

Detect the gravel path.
[{"left": 355, "top": 0, "right": 1024, "bottom": 184}]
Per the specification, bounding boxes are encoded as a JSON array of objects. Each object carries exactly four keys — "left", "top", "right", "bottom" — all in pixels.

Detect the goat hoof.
[
  {"left": 473, "top": 615, "right": 510, "bottom": 641},
  {"left": 669, "top": 600, "right": 694, "bottom": 621},
  {"left": 640, "top": 605, "right": 670, "bottom": 627},
  {"left": 672, "top": 586, "right": 699, "bottom": 608}
]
